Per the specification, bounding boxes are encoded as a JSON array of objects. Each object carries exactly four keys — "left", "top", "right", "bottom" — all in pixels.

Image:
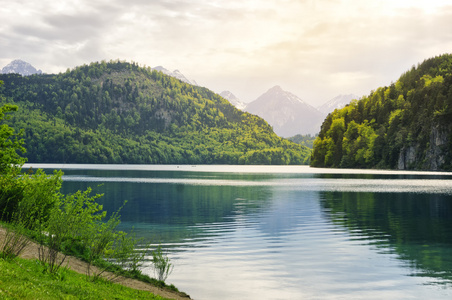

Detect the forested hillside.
[
  {"left": 0, "top": 60, "right": 310, "bottom": 165},
  {"left": 288, "top": 134, "right": 316, "bottom": 149},
  {"left": 311, "top": 54, "right": 452, "bottom": 170}
]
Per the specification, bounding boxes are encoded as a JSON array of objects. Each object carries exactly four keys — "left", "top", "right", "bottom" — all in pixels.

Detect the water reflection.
[
  {"left": 320, "top": 191, "right": 452, "bottom": 285},
  {"left": 60, "top": 171, "right": 275, "bottom": 244},
  {"left": 51, "top": 166, "right": 452, "bottom": 299}
]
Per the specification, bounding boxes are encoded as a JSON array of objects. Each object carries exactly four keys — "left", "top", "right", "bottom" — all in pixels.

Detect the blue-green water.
[{"left": 26, "top": 164, "right": 452, "bottom": 299}]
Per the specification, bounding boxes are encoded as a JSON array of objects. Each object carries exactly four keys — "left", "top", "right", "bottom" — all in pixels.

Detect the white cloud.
[{"left": 1, "top": 0, "right": 452, "bottom": 105}]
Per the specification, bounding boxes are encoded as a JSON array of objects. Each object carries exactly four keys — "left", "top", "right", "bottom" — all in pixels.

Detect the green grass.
[{"left": 0, "top": 257, "right": 170, "bottom": 300}]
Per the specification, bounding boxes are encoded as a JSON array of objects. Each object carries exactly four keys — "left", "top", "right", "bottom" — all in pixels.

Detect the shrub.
[
  {"left": 152, "top": 245, "right": 174, "bottom": 282},
  {"left": 36, "top": 188, "right": 105, "bottom": 274}
]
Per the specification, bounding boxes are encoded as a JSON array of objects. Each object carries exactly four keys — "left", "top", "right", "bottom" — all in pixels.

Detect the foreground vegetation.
[
  {"left": 0, "top": 61, "right": 310, "bottom": 165},
  {"left": 0, "top": 257, "right": 168, "bottom": 300},
  {"left": 311, "top": 53, "right": 452, "bottom": 170},
  {"left": 0, "top": 88, "right": 179, "bottom": 298}
]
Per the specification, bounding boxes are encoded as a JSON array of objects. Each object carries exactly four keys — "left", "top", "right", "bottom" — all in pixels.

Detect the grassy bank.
[
  {"left": 0, "top": 257, "right": 169, "bottom": 300},
  {"left": 0, "top": 224, "right": 189, "bottom": 300}
]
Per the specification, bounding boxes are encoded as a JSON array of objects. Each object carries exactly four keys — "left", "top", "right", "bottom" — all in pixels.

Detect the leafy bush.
[
  {"left": 0, "top": 173, "right": 23, "bottom": 223},
  {"left": 0, "top": 101, "right": 26, "bottom": 174},
  {"left": 1, "top": 169, "right": 62, "bottom": 261}
]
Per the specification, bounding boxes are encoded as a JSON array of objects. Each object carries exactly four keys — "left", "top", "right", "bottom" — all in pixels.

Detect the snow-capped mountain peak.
[
  {"left": 152, "top": 66, "right": 170, "bottom": 74},
  {"left": 220, "top": 91, "right": 246, "bottom": 110},
  {"left": 265, "top": 85, "right": 306, "bottom": 105},
  {"left": 1, "top": 59, "right": 42, "bottom": 76},
  {"left": 152, "top": 66, "right": 197, "bottom": 86}
]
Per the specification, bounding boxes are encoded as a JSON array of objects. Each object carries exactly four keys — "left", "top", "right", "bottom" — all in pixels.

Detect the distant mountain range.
[
  {"left": 0, "top": 59, "right": 42, "bottom": 76},
  {"left": 220, "top": 87, "right": 357, "bottom": 137}
]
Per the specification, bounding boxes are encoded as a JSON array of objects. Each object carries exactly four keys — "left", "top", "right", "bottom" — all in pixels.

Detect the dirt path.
[{"left": 0, "top": 227, "right": 191, "bottom": 300}]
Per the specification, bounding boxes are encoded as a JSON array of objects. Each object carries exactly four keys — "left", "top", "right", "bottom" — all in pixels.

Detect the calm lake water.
[{"left": 25, "top": 164, "right": 452, "bottom": 299}]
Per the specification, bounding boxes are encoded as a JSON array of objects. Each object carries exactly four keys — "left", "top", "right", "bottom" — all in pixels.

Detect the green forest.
[
  {"left": 0, "top": 60, "right": 310, "bottom": 165},
  {"left": 288, "top": 134, "right": 316, "bottom": 149},
  {"left": 311, "top": 54, "right": 452, "bottom": 170}
]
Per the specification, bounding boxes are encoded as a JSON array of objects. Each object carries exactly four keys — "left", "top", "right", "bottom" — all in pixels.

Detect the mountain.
[
  {"left": 0, "top": 60, "right": 310, "bottom": 165},
  {"left": 317, "top": 94, "right": 358, "bottom": 115},
  {"left": 1, "top": 59, "right": 42, "bottom": 76},
  {"left": 244, "top": 85, "right": 324, "bottom": 137},
  {"left": 152, "top": 66, "right": 198, "bottom": 86},
  {"left": 311, "top": 53, "right": 452, "bottom": 171},
  {"left": 220, "top": 91, "right": 246, "bottom": 110}
]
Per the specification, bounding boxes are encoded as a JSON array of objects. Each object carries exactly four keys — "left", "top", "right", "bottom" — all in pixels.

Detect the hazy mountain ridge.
[
  {"left": 244, "top": 85, "right": 324, "bottom": 137},
  {"left": 222, "top": 88, "right": 358, "bottom": 137},
  {"left": 1, "top": 59, "right": 42, "bottom": 76}
]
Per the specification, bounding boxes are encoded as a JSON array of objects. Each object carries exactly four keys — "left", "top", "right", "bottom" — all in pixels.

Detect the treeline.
[
  {"left": 0, "top": 60, "right": 310, "bottom": 165},
  {"left": 311, "top": 54, "right": 452, "bottom": 170}
]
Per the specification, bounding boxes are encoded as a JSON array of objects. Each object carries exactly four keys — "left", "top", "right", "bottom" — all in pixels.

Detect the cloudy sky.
[{"left": 1, "top": 0, "right": 452, "bottom": 106}]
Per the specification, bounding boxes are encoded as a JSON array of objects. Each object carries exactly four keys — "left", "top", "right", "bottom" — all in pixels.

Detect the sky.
[{"left": 1, "top": 0, "right": 452, "bottom": 106}]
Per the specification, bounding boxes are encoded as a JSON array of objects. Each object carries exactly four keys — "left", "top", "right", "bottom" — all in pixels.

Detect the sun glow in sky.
[{"left": 1, "top": 0, "right": 452, "bottom": 105}]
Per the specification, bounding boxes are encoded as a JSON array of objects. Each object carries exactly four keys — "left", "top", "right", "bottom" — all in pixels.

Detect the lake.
[{"left": 24, "top": 164, "right": 452, "bottom": 299}]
